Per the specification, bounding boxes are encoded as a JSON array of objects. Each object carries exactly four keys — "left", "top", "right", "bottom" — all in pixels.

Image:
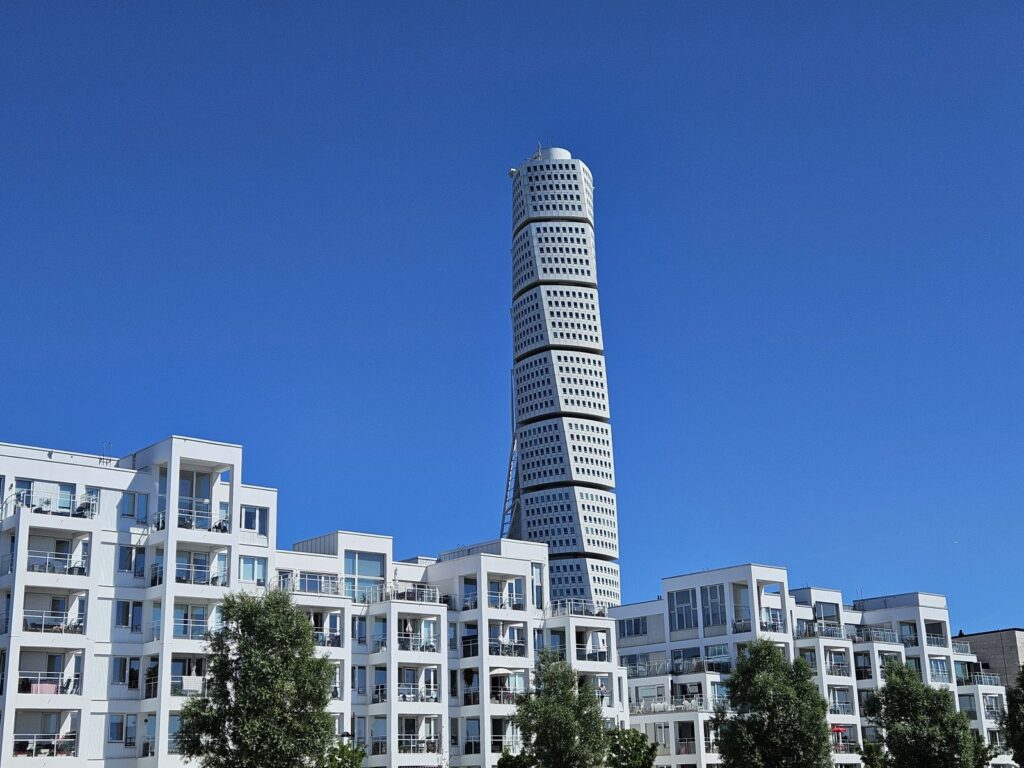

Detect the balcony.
[
  {"left": 547, "top": 599, "right": 607, "bottom": 618},
  {"left": 826, "top": 663, "right": 851, "bottom": 677},
  {"left": 855, "top": 667, "right": 873, "bottom": 680},
  {"left": 677, "top": 738, "right": 697, "bottom": 754},
  {"left": 26, "top": 551, "right": 88, "bottom": 576},
  {"left": 173, "top": 618, "right": 208, "bottom": 641},
  {"left": 952, "top": 639, "right": 972, "bottom": 654},
  {"left": 488, "top": 639, "right": 527, "bottom": 658},
  {"left": 490, "top": 735, "right": 521, "bottom": 755},
  {"left": 397, "top": 633, "right": 439, "bottom": 653},
  {"left": 849, "top": 627, "right": 899, "bottom": 645},
  {"left": 8, "top": 489, "right": 96, "bottom": 520},
  {"left": 931, "top": 671, "right": 953, "bottom": 684},
  {"left": 463, "top": 688, "right": 480, "bottom": 705},
  {"left": 626, "top": 661, "right": 671, "bottom": 678},
  {"left": 397, "top": 684, "right": 440, "bottom": 703},
  {"left": 576, "top": 645, "right": 609, "bottom": 662},
  {"left": 490, "top": 688, "right": 521, "bottom": 705},
  {"left": 984, "top": 706, "right": 1005, "bottom": 721},
  {"left": 972, "top": 673, "right": 1002, "bottom": 686},
  {"left": 759, "top": 619, "right": 785, "bottom": 633},
  {"left": 313, "top": 628, "right": 343, "bottom": 647},
  {"left": 704, "top": 739, "right": 720, "bottom": 754},
  {"left": 175, "top": 563, "right": 228, "bottom": 587},
  {"left": 629, "top": 695, "right": 729, "bottom": 715},
  {"left": 674, "top": 657, "right": 733, "bottom": 675},
  {"left": 795, "top": 622, "right": 844, "bottom": 640},
  {"left": 371, "top": 685, "right": 388, "bottom": 703},
  {"left": 12, "top": 733, "right": 78, "bottom": 757},
  {"left": 16, "top": 671, "right": 81, "bottom": 695},
  {"left": 901, "top": 635, "right": 920, "bottom": 648},
  {"left": 926, "top": 634, "right": 948, "bottom": 648},
  {"left": 22, "top": 610, "right": 84, "bottom": 634},
  {"left": 399, "top": 736, "right": 441, "bottom": 754},
  {"left": 732, "top": 618, "right": 752, "bottom": 634},
  {"left": 461, "top": 639, "right": 480, "bottom": 658},
  {"left": 364, "top": 582, "right": 441, "bottom": 605},
  {"left": 463, "top": 738, "right": 482, "bottom": 755},
  {"left": 829, "top": 701, "right": 854, "bottom": 715},
  {"left": 832, "top": 741, "right": 855, "bottom": 754},
  {"left": 281, "top": 574, "right": 340, "bottom": 596},
  {"left": 170, "top": 675, "right": 209, "bottom": 696},
  {"left": 488, "top": 592, "right": 526, "bottom": 611},
  {"left": 177, "top": 497, "right": 230, "bottom": 533},
  {"left": 370, "top": 737, "right": 388, "bottom": 756}
]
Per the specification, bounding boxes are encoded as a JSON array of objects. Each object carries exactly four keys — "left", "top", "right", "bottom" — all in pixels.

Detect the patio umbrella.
[{"left": 831, "top": 726, "right": 848, "bottom": 733}]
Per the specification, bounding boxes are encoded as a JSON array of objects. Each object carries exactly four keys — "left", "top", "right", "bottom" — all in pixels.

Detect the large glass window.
[
  {"left": 343, "top": 550, "right": 385, "bottom": 600},
  {"left": 701, "top": 584, "right": 726, "bottom": 628},
  {"left": 240, "top": 506, "right": 268, "bottom": 535},
  {"left": 668, "top": 588, "right": 698, "bottom": 631},
  {"left": 239, "top": 556, "right": 267, "bottom": 584}
]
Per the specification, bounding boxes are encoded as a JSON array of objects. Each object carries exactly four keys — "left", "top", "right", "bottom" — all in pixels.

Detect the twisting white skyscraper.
[{"left": 501, "top": 147, "right": 620, "bottom": 609}]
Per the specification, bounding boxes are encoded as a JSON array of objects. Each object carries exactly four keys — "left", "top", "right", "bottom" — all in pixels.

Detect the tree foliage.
[
  {"left": 1001, "top": 665, "right": 1024, "bottom": 766},
  {"left": 509, "top": 649, "right": 608, "bottom": 768},
  {"left": 711, "top": 638, "right": 833, "bottom": 768},
  {"left": 178, "top": 589, "right": 339, "bottom": 768},
  {"left": 861, "top": 661, "right": 994, "bottom": 768},
  {"left": 606, "top": 727, "right": 657, "bottom": 768}
]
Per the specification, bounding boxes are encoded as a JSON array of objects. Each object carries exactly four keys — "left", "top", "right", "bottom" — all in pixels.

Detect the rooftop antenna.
[{"left": 99, "top": 442, "right": 113, "bottom": 466}]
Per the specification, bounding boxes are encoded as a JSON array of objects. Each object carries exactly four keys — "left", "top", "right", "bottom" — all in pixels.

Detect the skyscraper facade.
[{"left": 501, "top": 147, "right": 620, "bottom": 609}]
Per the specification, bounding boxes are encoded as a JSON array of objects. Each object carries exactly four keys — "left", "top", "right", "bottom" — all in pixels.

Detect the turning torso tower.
[{"left": 501, "top": 147, "right": 620, "bottom": 609}]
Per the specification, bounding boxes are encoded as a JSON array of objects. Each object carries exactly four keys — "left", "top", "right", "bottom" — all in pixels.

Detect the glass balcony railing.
[
  {"left": 8, "top": 489, "right": 97, "bottom": 519},
  {"left": 12, "top": 733, "right": 78, "bottom": 757},
  {"left": 952, "top": 639, "right": 972, "bottom": 654},
  {"left": 488, "top": 639, "right": 527, "bottom": 658},
  {"left": 546, "top": 599, "right": 607, "bottom": 618},
  {"left": 487, "top": 592, "right": 526, "bottom": 611},
  {"left": 829, "top": 701, "right": 854, "bottom": 715},
  {"left": 926, "top": 634, "right": 948, "bottom": 648},
  {"left": 22, "top": 610, "right": 85, "bottom": 634},
  {"left": 576, "top": 645, "right": 609, "bottom": 662},
  {"left": 26, "top": 551, "right": 88, "bottom": 576},
  {"left": 398, "top": 736, "right": 441, "bottom": 754},
  {"left": 170, "top": 675, "right": 209, "bottom": 696},
  {"left": 972, "top": 673, "right": 1002, "bottom": 686},
  {"left": 177, "top": 497, "right": 229, "bottom": 532},
  {"left": 396, "top": 633, "right": 439, "bottom": 653},
  {"left": 174, "top": 563, "right": 228, "bottom": 587},
  {"left": 16, "top": 671, "right": 81, "bottom": 695}
]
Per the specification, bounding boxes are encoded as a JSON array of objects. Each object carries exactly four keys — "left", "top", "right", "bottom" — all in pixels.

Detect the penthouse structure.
[
  {"left": 501, "top": 146, "right": 620, "bottom": 609},
  {"left": 0, "top": 436, "right": 627, "bottom": 765},
  {"left": 610, "top": 564, "right": 1014, "bottom": 768}
]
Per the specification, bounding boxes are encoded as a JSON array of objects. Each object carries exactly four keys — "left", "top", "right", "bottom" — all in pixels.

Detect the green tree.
[
  {"left": 711, "top": 638, "right": 832, "bottom": 768},
  {"left": 509, "top": 649, "right": 608, "bottom": 768},
  {"left": 1000, "top": 665, "right": 1024, "bottom": 765},
  {"left": 177, "top": 589, "right": 340, "bottom": 768},
  {"left": 862, "top": 661, "right": 994, "bottom": 768},
  {"left": 606, "top": 727, "right": 657, "bottom": 768},
  {"left": 331, "top": 738, "right": 367, "bottom": 768}
]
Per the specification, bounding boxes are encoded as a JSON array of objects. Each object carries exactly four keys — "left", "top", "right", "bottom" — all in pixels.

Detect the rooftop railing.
[
  {"left": 12, "top": 733, "right": 77, "bottom": 757},
  {"left": 16, "top": 671, "right": 81, "bottom": 695},
  {"left": 23, "top": 610, "right": 84, "bottom": 634}
]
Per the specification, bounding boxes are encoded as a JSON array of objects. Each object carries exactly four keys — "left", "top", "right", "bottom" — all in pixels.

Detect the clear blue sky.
[{"left": 2, "top": 3, "right": 1021, "bottom": 631}]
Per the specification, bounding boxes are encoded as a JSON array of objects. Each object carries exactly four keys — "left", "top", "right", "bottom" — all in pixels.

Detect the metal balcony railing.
[
  {"left": 463, "top": 688, "right": 480, "bottom": 705},
  {"left": 677, "top": 738, "right": 697, "bottom": 754},
  {"left": 732, "top": 619, "right": 752, "bottom": 633},
  {"left": 176, "top": 497, "right": 229, "bottom": 532},
  {"left": 397, "top": 633, "right": 439, "bottom": 653},
  {"left": 952, "top": 639, "right": 972, "bottom": 654},
  {"left": 628, "top": 695, "right": 730, "bottom": 714},
  {"left": 855, "top": 667, "right": 873, "bottom": 680},
  {"left": 930, "top": 671, "right": 952, "bottom": 684},
  {"left": 826, "top": 663, "right": 851, "bottom": 677},
  {"left": 985, "top": 706, "right": 1006, "bottom": 720},
  {"left": 170, "top": 675, "right": 209, "bottom": 696},
  {"left": 312, "top": 629, "right": 343, "bottom": 647},
  {"left": 704, "top": 739, "right": 720, "bottom": 753},
  {"left": 398, "top": 736, "right": 441, "bottom": 754},
  {"left": 972, "top": 673, "right": 1002, "bottom": 686},
  {"left": 901, "top": 634, "right": 920, "bottom": 647},
  {"left": 759, "top": 619, "right": 786, "bottom": 633},
  {"left": 489, "top": 639, "right": 527, "bottom": 658},
  {"left": 832, "top": 741, "right": 855, "bottom": 754},
  {"left": 490, "top": 735, "right": 521, "bottom": 754},
  {"left": 490, "top": 688, "right": 521, "bottom": 705},
  {"left": 926, "top": 634, "right": 948, "bottom": 647},
  {"left": 795, "top": 622, "right": 844, "bottom": 640},
  {"left": 371, "top": 685, "right": 388, "bottom": 703},
  {"left": 363, "top": 583, "right": 441, "bottom": 605},
  {"left": 849, "top": 627, "right": 899, "bottom": 644},
  {"left": 173, "top": 618, "right": 208, "bottom": 640},
  {"left": 487, "top": 592, "right": 527, "bottom": 611},
  {"left": 23, "top": 610, "right": 84, "bottom": 634},
  {"left": 174, "top": 563, "right": 228, "bottom": 587},
  {"left": 396, "top": 685, "right": 440, "bottom": 703},
  {"left": 7, "top": 489, "right": 97, "bottom": 519},
  {"left": 546, "top": 599, "right": 607, "bottom": 618},
  {"left": 576, "top": 645, "right": 609, "bottom": 662},
  {"left": 12, "top": 733, "right": 78, "bottom": 757},
  {"left": 26, "top": 551, "right": 88, "bottom": 576},
  {"left": 17, "top": 671, "right": 81, "bottom": 695},
  {"left": 829, "top": 701, "right": 854, "bottom": 715}
]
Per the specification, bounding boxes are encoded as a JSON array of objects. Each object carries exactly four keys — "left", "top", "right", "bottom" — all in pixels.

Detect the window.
[
  {"left": 112, "top": 656, "right": 141, "bottom": 688},
  {"left": 109, "top": 714, "right": 126, "bottom": 742},
  {"left": 117, "top": 546, "right": 146, "bottom": 578},
  {"left": 701, "top": 584, "right": 727, "bottom": 627},
  {"left": 618, "top": 617, "right": 647, "bottom": 638},
  {"left": 668, "top": 588, "right": 698, "bottom": 631},
  {"left": 343, "top": 550, "right": 385, "bottom": 600},
  {"left": 115, "top": 601, "right": 143, "bottom": 632},
  {"left": 120, "top": 492, "right": 149, "bottom": 523},
  {"left": 239, "top": 556, "right": 267, "bottom": 584},
  {"left": 240, "top": 506, "right": 268, "bottom": 536},
  {"left": 352, "top": 616, "right": 367, "bottom": 645}
]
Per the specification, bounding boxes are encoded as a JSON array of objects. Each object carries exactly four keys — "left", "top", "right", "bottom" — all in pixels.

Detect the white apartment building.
[
  {"left": 502, "top": 146, "right": 621, "bottom": 609},
  {"left": 611, "top": 564, "right": 1015, "bottom": 768},
  {"left": 0, "top": 435, "right": 627, "bottom": 766}
]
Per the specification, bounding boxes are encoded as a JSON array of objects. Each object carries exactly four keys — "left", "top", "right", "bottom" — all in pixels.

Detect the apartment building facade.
[
  {"left": 610, "top": 564, "right": 1014, "bottom": 768},
  {"left": 0, "top": 436, "right": 627, "bottom": 766}
]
